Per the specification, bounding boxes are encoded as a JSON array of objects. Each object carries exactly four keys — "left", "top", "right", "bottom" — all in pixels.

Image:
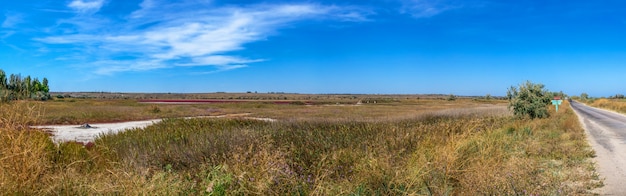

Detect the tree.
[
  {"left": 580, "top": 93, "right": 589, "bottom": 100},
  {"left": 506, "top": 81, "right": 552, "bottom": 119},
  {"left": 32, "top": 78, "right": 41, "bottom": 92},
  {"left": 42, "top": 78, "right": 49, "bottom": 93},
  {"left": 0, "top": 69, "right": 51, "bottom": 101},
  {"left": 8, "top": 74, "right": 17, "bottom": 91},
  {"left": 485, "top": 94, "right": 492, "bottom": 100},
  {"left": 22, "top": 75, "right": 31, "bottom": 98},
  {"left": 8, "top": 74, "right": 22, "bottom": 99},
  {"left": 0, "top": 69, "right": 6, "bottom": 89}
]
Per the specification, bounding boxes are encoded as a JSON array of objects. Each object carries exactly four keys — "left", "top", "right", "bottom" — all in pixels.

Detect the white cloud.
[
  {"left": 68, "top": 0, "right": 105, "bottom": 14},
  {"left": 37, "top": 2, "right": 369, "bottom": 75},
  {"left": 179, "top": 55, "right": 263, "bottom": 67},
  {"left": 400, "top": 0, "right": 457, "bottom": 18},
  {"left": 93, "top": 59, "right": 167, "bottom": 75},
  {"left": 273, "top": 4, "right": 323, "bottom": 16},
  {"left": 36, "top": 34, "right": 100, "bottom": 44},
  {"left": 2, "top": 13, "right": 23, "bottom": 28},
  {"left": 337, "top": 11, "right": 371, "bottom": 22},
  {"left": 129, "top": 0, "right": 156, "bottom": 19}
]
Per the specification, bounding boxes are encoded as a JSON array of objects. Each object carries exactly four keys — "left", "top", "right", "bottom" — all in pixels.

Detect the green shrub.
[
  {"left": 447, "top": 94, "right": 456, "bottom": 101},
  {"left": 506, "top": 81, "right": 552, "bottom": 119}
]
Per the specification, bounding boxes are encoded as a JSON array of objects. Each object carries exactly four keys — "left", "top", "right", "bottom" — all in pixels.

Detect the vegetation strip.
[
  {"left": 138, "top": 99, "right": 300, "bottom": 104},
  {"left": 0, "top": 69, "right": 51, "bottom": 101},
  {"left": 1, "top": 99, "right": 600, "bottom": 194}
]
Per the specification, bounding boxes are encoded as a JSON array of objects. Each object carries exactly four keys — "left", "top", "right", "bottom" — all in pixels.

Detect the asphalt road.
[{"left": 570, "top": 100, "right": 626, "bottom": 195}]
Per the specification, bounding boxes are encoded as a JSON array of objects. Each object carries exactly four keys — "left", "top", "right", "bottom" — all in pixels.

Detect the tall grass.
[
  {"left": 90, "top": 102, "right": 597, "bottom": 194},
  {"left": 0, "top": 102, "right": 54, "bottom": 194},
  {"left": 1, "top": 100, "right": 600, "bottom": 194}
]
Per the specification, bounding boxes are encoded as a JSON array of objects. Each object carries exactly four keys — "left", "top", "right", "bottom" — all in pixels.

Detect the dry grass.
[
  {"left": 405, "top": 101, "right": 600, "bottom": 195},
  {"left": 0, "top": 102, "right": 54, "bottom": 194},
  {"left": 38, "top": 97, "right": 508, "bottom": 125},
  {"left": 38, "top": 99, "right": 222, "bottom": 124},
  {"left": 0, "top": 99, "right": 600, "bottom": 194},
  {"left": 587, "top": 98, "right": 626, "bottom": 114}
]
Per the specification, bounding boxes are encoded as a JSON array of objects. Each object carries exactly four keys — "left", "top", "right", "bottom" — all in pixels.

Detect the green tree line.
[{"left": 0, "top": 69, "right": 50, "bottom": 101}]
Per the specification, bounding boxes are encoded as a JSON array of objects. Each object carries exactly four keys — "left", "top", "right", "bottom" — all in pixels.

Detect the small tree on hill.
[{"left": 506, "top": 81, "right": 552, "bottom": 119}]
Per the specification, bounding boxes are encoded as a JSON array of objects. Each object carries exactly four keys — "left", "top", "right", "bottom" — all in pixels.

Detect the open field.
[
  {"left": 583, "top": 98, "right": 626, "bottom": 114},
  {"left": 37, "top": 95, "right": 505, "bottom": 124},
  {"left": 1, "top": 96, "right": 601, "bottom": 194}
]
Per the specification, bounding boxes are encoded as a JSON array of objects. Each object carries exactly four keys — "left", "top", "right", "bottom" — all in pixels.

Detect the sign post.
[{"left": 551, "top": 96, "right": 562, "bottom": 112}]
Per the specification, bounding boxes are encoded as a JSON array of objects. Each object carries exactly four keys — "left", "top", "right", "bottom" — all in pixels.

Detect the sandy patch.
[
  {"left": 32, "top": 119, "right": 162, "bottom": 143},
  {"left": 32, "top": 114, "right": 276, "bottom": 143}
]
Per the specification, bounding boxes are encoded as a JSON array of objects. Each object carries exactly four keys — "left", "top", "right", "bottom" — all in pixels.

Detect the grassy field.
[
  {"left": 37, "top": 97, "right": 505, "bottom": 124},
  {"left": 585, "top": 98, "right": 626, "bottom": 114},
  {"left": 1, "top": 97, "right": 601, "bottom": 194}
]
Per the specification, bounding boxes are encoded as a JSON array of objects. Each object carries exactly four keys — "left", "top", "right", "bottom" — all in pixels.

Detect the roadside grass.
[
  {"left": 1, "top": 100, "right": 601, "bottom": 194},
  {"left": 586, "top": 98, "right": 626, "bottom": 114}
]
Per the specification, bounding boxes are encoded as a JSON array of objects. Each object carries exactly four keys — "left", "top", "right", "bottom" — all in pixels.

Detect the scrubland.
[
  {"left": 0, "top": 98, "right": 601, "bottom": 195},
  {"left": 586, "top": 98, "right": 626, "bottom": 114}
]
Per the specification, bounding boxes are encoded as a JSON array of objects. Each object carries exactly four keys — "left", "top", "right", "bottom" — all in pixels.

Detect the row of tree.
[
  {"left": 0, "top": 69, "right": 50, "bottom": 101},
  {"left": 576, "top": 93, "right": 625, "bottom": 100}
]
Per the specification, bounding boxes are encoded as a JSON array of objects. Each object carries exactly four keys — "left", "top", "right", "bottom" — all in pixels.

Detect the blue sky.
[{"left": 1, "top": 0, "right": 625, "bottom": 96}]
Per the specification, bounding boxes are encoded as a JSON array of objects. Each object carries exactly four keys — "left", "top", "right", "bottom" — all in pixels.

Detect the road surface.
[{"left": 570, "top": 100, "right": 626, "bottom": 195}]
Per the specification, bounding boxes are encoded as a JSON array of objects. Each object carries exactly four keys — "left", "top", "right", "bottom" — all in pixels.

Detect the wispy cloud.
[
  {"left": 176, "top": 55, "right": 264, "bottom": 67},
  {"left": 36, "top": 1, "right": 369, "bottom": 75},
  {"left": 2, "top": 13, "right": 23, "bottom": 28},
  {"left": 1, "top": 13, "right": 24, "bottom": 51},
  {"left": 68, "top": 0, "right": 106, "bottom": 14},
  {"left": 399, "top": 0, "right": 458, "bottom": 18}
]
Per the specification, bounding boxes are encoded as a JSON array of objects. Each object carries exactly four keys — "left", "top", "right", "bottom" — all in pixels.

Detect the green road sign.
[{"left": 551, "top": 100, "right": 563, "bottom": 112}]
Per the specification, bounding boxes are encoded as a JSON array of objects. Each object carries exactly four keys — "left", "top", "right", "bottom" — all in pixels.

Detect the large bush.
[{"left": 506, "top": 81, "right": 552, "bottom": 119}]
